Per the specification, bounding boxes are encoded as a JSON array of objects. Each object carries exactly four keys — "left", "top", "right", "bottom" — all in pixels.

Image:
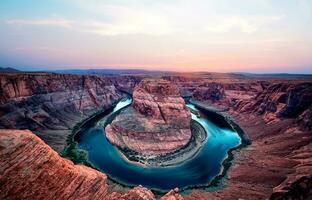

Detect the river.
[{"left": 75, "top": 98, "right": 241, "bottom": 191}]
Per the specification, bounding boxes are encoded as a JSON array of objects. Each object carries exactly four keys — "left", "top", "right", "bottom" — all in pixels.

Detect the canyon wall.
[
  {"left": 165, "top": 74, "right": 312, "bottom": 129},
  {"left": 0, "top": 73, "right": 122, "bottom": 152},
  {"left": 163, "top": 75, "right": 312, "bottom": 199},
  {"left": 0, "top": 72, "right": 311, "bottom": 199},
  {"left": 0, "top": 129, "right": 182, "bottom": 200},
  {"left": 173, "top": 77, "right": 312, "bottom": 199},
  {"left": 232, "top": 82, "right": 312, "bottom": 127}
]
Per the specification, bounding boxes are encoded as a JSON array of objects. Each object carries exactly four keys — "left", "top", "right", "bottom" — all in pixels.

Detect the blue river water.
[{"left": 76, "top": 98, "right": 241, "bottom": 191}]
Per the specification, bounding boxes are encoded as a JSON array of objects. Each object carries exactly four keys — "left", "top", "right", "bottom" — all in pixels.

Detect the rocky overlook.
[
  {"left": 0, "top": 129, "right": 183, "bottom": 200},
  {"left": 105, "top": 78, "right": 192, "bottom": 155},
  {"left": 0, "top": 129, "right": 109, "bottom": 200}
]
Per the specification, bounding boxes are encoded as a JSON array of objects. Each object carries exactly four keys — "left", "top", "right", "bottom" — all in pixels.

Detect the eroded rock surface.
[
  {"left": 192, "top": 82, "right": 225, "bottom": 102},
  {"left": 0, "top": 129, "right": 110, "bottom": 200},
  {"left": 105, "top": 78, "right": 192, "bottom": 155},
  {"left": 0, "top": 73, "right": 122, "bottom": 152},
  {"left": 179, "top": 79, "right": 312, "bottom": 200},
  {"left": 230, "top": 82, "right": 312, "bottom": 126},
  {"left": 0, "top": 129, "right": 197, "bottom": 200},
  {"left": 1, "top": 73, "right": 312, "bottom": 200}
]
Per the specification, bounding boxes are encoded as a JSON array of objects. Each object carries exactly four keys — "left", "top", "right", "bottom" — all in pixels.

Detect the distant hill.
[
  {"left": 0, "top": 67, "right": 20, "bottom": 73},
  {"left": 234, "top": 72, "right": 312, "bottom": 78},
  {"left": 50, "top": 68, "right": 175, "bottom": 75}
]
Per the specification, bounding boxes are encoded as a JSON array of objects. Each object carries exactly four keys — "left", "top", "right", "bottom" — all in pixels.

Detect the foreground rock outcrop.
[
  {"left": 0, "top": 129, "right": 198, "bottom": 200},
  {"left": 0, "top": 73, "right": 122, "bottom": 152},
  {"left": 0, "top": 129, "right": 110, "bottom": 200},
  {"left": 105, "top": 78, "right": 192, "bottom": 155},
  {"left": 0, "top": 129, "right": 155, "bottom": 200}
]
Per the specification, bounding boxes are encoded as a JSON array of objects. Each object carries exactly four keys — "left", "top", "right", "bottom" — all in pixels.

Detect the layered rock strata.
[
  {"left": 0, "top": 129, "right": 186, "bottom": 200},
  {"left": 0, "top": 73, "right": 122, "bottom": 152},
  {"left": 105, "top": 78, "right": 192, "bottom": 155},
  {"left": 0, "top": 129, "right": 110, "bottom": 200},
  {"left": 181, "top": 80, "right": 312, "bottom": 200},
  {"left": 1, "top": 73, "right": 312, "bottom": 199},
  {"left": 232, "top": 82, "right": 312, "bottom": 125}
]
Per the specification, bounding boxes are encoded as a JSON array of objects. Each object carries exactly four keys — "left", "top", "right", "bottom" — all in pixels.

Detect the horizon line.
[{"left": 2, "top": 66, "right": 312, "bottom": 75}]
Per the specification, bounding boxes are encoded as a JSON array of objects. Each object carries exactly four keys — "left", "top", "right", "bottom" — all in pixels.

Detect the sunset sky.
[{"left": 0, "top": 0, "right": 311, "bottom": 73}]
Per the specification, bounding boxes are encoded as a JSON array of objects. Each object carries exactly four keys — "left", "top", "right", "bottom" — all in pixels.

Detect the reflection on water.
[
  {"left": 77, "top": 98, "right": 241, "bottom": 191},
  {"left": 113, "top": 98, "right": 132, "bottom": 112}
]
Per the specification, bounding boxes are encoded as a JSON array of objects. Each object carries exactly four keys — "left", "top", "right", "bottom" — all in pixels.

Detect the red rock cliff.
[
  {"left": 0, "top": 129, "right": 195, "bottom": 200},
  {"left": 0, "top": 129, "right": 110, "bottom": 199},
  {"left": 0, "top": 73, "right": 122, "bottom": 152}
]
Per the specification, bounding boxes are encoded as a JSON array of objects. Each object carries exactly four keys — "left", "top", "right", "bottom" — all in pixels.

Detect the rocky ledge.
[
  {"left": 0, "top": 129, "right": 110, "bottom": 199},
  {"left": 0, "top": 129, "right": 186, "bottom": 200},
  {"left": 105, "top": 78, "right": 192, "bottom": 157}
]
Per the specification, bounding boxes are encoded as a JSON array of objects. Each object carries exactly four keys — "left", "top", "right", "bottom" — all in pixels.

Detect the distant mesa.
[
  {"left": 105, "top": 78, "right": 192, "bottom": 156},
  {"left": 0, "top": 67, "right": 20, "bottom": 73},
  {"left": 50, "top": 68, "right": 175, "bottom": 75}
]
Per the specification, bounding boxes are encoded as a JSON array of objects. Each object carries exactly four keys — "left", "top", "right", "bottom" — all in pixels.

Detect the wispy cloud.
[
  {"left": 1, "top": 0, "right": 311, "bottom": 72},
  {"left": 4, "top": 14, "right": 284, "bottom": 36},
  {"left": 81, "top": 6, "right": 175, "bottom": 36},
  {"left": 205, "top": 15, "right": 285, "bottom": 33},
  {"left": 4, "top": 6, "right": 175, "bottom": 36},
  {"left": 5, "top": 18, "right": 73, "bottom": 28},
  {"left": 13, "top": 46, "right": 66, "bottom": 52},
  {"left": 3, "top": 0, "right": 287, "bottom": 36},
  {"left": 3, "top": 0, "right": 285, "bottom": 36}
]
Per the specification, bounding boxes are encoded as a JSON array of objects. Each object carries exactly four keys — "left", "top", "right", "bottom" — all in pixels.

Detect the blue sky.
[{"left": 0, "top": 0, "right": 312, "bottom": 73}]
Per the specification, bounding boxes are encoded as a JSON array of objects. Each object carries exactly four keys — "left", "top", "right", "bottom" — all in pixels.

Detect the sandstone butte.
[
  {"left": 105, "top": 78, "right": 192, "bottom": 155},
  {"left": 0, "top": 129, "right": 185, "bottom": 200}
]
